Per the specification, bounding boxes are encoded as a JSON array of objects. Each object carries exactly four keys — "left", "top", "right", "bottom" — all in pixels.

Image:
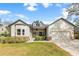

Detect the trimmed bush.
[
  {"left": 0, "top": 31, "right": 10, "bottom": 37},
  {"left": 15, "top": 37, "right": 28, "bottom": 43},
  {"left": 0, "top": 37, "right": 29, "bottom": 43},
  {"left": 34, "top": 36, "right": 46, "bottom": 41}
]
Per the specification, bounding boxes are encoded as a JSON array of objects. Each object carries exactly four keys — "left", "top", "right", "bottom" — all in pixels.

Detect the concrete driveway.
[{"left": 52, "top": 39, "right": 79, "bottom": 56}]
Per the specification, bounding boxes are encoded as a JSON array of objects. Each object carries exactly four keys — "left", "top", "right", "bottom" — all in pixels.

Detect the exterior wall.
[
  {"left": 11, "top": 25, "right": 15, "bottom": 36},
  {"left": 15, "top": 21, "right": 25, "bottom": 24},
  {"left": 15, "top": 25, "right": 31, "bottom": 37},
  {"left": 10, "top": 21, "right": 32, "bottom": 40},
  {"left": 47, "top": 19, "right": 74, "bottom": 40}
]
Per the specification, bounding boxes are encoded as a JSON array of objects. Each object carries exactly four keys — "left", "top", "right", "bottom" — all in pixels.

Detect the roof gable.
[
  {"left": 8, "top": 19, "right": 29, "bottom": 26},
  {"left": 49, "top": 18, "right": 76, "bottom": 27}
]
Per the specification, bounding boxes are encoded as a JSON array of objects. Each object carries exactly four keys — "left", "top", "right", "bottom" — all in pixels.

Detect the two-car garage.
[
  {"left": 51, "top": 31, "right": 71, "bottom": 41},
  {"left": 47, "top": 18, "right": 75, "bottom": 41}
]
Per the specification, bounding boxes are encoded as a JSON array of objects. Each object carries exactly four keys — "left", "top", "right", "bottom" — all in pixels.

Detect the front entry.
[
  {"left": 32, "top": 29, "right": 47, "bottom": 41},
  {"left": 31, "top": 20, "right": 47, "bottom": 41}
]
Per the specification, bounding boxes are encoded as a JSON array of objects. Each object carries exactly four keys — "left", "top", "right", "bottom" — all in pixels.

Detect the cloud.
[
  {"left": 55, "top": 4, "right": 62, "bottom": 7},
  {"left": 16, "top": 14, "right": 25, "bottom": 18},
  {"left": 24, "top": 3, "right": 37, "bottom": 11},
  {"left": 24, "top": 3, "right": 53, "bottom": 11},
  {"left": 0, "top": 10, "right": 11, "bottom": 15},
  {"left": 43, "top": 16, "right": 62, "bottom": 24},
  {"left": 54, "top": 16, "right": 62, "bottom": 20},
  {"left": 15, "top": 14, "right": 29, "bottom": 20},
  {"left": 24, "top": 3, "right": 28, "bottom": 6},
  {"left": 27, "top": 6, "right": 37, "bottom": 11},
  {"left": 42, "top": 3, "right": 53, "bottom": 8},
  {"left": 43, "top": 20, "right": 52, "bottom": 24},
  {"left": 62, "top": 8, "right": 68, "bottom": 19}
]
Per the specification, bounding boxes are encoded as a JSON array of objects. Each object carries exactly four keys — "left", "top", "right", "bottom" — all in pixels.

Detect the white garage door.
[{"left": 52, "top": 31, "right": 71, "bottom": 41}]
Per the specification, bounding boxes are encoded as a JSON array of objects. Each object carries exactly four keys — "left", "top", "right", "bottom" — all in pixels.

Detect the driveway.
[{"left": 52, "top": 39, "right": 79, "bottom": 56}]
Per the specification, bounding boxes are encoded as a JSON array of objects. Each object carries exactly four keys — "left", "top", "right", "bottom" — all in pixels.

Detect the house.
[
  {"left": 31, "top": 20, "right": 47, "bottom": 36},
  {"left": 30, "top": 20, "right": 48, "bottom": 40},
  {"left": 47, "top": 18, "right": 75, "bottom": 41},
  {"left": 0, "top": 23, "right": 9, "bottom": 36},
  {"left": 1, "top": 18, "right": 75, "bottom": 41},
  {"left": 8, "top": 19, "right": 32, "bottom": 40}
]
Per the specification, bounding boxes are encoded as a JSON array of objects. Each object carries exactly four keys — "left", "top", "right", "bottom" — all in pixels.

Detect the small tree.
[
  {"left": 67, "top": 3, "right": 79, "bottom": 22},
  {"left": 73, "top": 17, "right": 79, "bottom": 26}
]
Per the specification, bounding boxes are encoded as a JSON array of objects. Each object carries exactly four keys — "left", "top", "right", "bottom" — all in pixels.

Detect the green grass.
[{"left": 0, "top": 42, "right": 71, "bottom": 56}]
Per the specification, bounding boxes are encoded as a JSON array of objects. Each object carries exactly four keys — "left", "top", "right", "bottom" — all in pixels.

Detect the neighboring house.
[
  {"left": 0, "top": 18, "right": 76, "bottom": 41},
  {"left": 8, "top": 20, "right": 32, "bottom": 40},
  {"left": 0, "top": 24, "right": 8, "bottom": 36},
  {"left": 47, "top": 18, "right": 75, "bottom": 41}
]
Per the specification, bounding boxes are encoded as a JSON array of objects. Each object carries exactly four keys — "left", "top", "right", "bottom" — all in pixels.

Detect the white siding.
[
  {"left": 10, "top": 21, "right": 32, "bottom": 39},
  {"left": 11, "top": 25, "right": 16, "bottom": 36},
  {"left": 15, "top": 21, "right": 25, "bottom": 24},
  {"left": 15, "top": 25, "right": 31, "bottom": 37}
]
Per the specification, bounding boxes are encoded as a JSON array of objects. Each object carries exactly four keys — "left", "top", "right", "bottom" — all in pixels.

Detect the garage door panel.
[{"left": 52, "top": 31, "right": 71, "bottom": 41}]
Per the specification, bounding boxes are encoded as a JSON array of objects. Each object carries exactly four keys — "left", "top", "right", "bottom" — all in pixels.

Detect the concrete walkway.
[{"left": 52, "top": 40, "right": 79, "bottom": 56}]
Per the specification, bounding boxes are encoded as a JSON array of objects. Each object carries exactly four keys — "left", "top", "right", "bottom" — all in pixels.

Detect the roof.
[
  {"left": 48, "top": 18, "right": 76, "bottom": 27},
  {"left": 32, "top": 26, "right": 47, "bottom": 29},
  {"left": 31, "top": 20, "right": 48, "bottom": 29},
  {"left": 8, "top": 19, "right": 29, "bottom": 27}
]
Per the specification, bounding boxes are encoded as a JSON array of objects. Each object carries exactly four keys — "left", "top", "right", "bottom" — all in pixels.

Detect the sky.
[{"left": 0, "top": 3, "right": 71, "bottom": 24}]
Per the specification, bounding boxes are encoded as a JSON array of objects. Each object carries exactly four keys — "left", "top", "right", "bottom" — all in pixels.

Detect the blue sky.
[{"left": 0, "top": 3, "right": 71, "bottom": 24}]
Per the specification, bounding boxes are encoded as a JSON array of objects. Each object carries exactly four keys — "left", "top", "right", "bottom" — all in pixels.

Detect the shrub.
[
  {"left": 34, "top": 36, "right": 46, "bottom": 41},
  {"left": 0, "top": 31, "right": 10, "bottom": 37},
  {"left": 0, "top": 37, "right": 29, "bottom": 43},
  {"left": 15, "top": 37, "right": 28, "bottom": 43}
]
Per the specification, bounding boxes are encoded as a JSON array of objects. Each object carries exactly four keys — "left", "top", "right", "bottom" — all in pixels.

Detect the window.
[
  {"left": 17, "top": 29, "right": 21, "bottom": 35},
  {"left": 22, "top": 29, "right": 25, "bottom": 35},
  {"left": 39, "top": 32, "right": 42, "bottom": 36},
  {"left": 33, "top": 23, "right": 36, "bottom": 26}
]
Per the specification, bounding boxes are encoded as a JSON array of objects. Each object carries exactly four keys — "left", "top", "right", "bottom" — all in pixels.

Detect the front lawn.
[{"left": 0, "top": 42, "right": 71, "bottom": 56}]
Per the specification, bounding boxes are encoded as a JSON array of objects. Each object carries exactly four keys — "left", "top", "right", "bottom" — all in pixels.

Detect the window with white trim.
[{"left": 17, "top": 29, "right": 21, "bottom": 35}]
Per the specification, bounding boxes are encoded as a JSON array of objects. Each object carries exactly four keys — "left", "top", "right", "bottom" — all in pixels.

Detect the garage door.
[{"left": 52, "top": 31, "right": 71, "bottom": 41}]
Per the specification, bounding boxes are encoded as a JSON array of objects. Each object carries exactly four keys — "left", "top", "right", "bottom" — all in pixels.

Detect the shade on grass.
[{"left": 0, "top": 42, "right": 71, "bottom": 56}]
